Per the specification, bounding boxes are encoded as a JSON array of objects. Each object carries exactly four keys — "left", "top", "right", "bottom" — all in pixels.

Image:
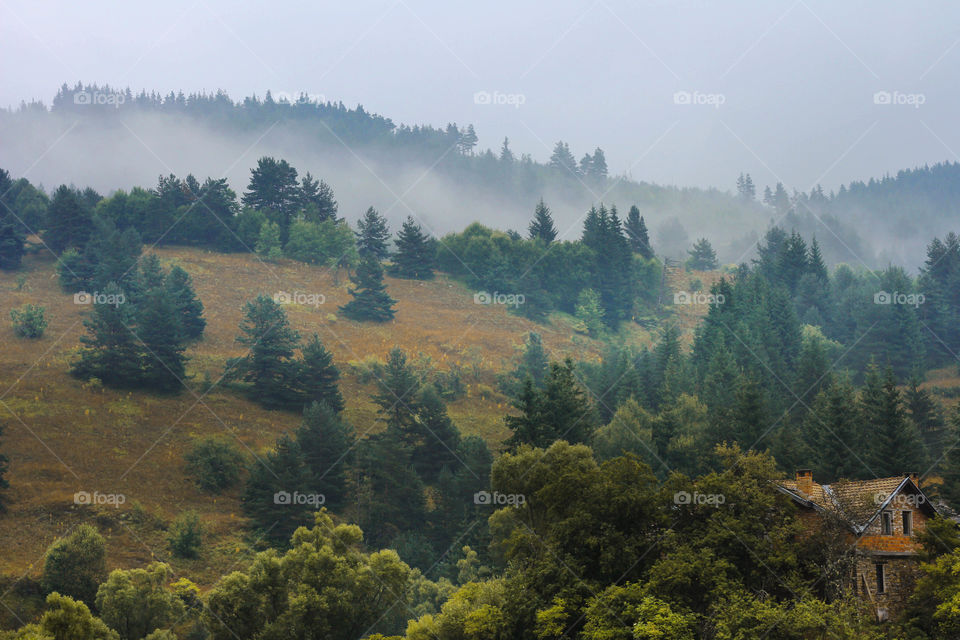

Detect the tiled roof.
[{"left": 778, "top": 475, "right": 934, "bottom": 533}]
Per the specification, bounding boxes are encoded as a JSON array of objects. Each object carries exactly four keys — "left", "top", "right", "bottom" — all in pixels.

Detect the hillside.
[{"left": 0, "top": 246, "right": 671, "bottom": 589}]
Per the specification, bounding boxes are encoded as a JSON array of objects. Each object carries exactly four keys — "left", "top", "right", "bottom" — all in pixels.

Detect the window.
[
  {"left": 876, "top": 563, "right": 885, "bottom": 594},
  {"left": 903, "top": 511, "right": 913, "bottom": 536},
  {"left": 881, "top": 511, "right": 893, "bottom": 535}
]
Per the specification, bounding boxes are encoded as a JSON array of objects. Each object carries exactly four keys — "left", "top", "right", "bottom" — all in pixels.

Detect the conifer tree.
[
  {"left": 625, "top": 206, "right": 654, "bottom": 259},
  {"left": 865, "top": 367, "right": 928, "bottom": 477},
  {"left": 164, "top": 265, "right": 206, "bottom": 340},
  {"left": 905, "top": 374, "right": 944, "bottom": 435},
  {"left": 409, "top": 385, "right": 462, "bottom": 483},
  {"left": 71, "top": 282, "right": 143, "bottom": 388},
  {"left": 298, "top": 173, "right": 338, "bottom": 222},
  {"left": 806, "top": 380, "right": 867, "bottom": 481},
  {"left": 808, "top": 237, "right": 828, "bottom": 282},
  {"left": 355, "top": 206, "right": 390, "bottom": 261},
  {"left": 687, "top": 238, "right": 718, "bottom": 270},
  {"left": 391, "top": 216, "right": 435, "bottom": 279},
  {"left": 296, "top": 334, "right": 344, "bottom": 413},
  {"left": 241, "top": 434, "right": 313, "bottom": 544},
  {"left": 225, "top": 295, "right": 301, "bottom": 407},
  {"left": 373, "top": 348, "right": 420, "bottom": 432},
  {"left": 528, "top": 199, "right": 557, "bottom": 243},
  {"left": 137, "top": 284, "right": 186, "bottom": 393},
  {"left": 0, "top": 168, "right": 25, "bottom": 270},
  {"left": 242, "top": 156, "right": 300, "bottom": 239},
  {"left": 340, "top": 254, "right": 396, "bottom": 322},
  {"left": 939, "top": 406, "right": 960, "bottom": 507},
  {"left": 0, "top": 421, "right": 9, "bottom": 512},
  {"left": 45, "top": 185, "right": 92, "bottom": 254},
  {"left": 295, "top": 402, "right": 355, "bottom": 510},
  {"left": 505, "top": 359, "right": 596, "bottom": 448}
]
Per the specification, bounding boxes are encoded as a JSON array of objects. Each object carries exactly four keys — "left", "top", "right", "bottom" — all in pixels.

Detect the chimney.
[{"left": 796, "top": 469, "right": 814, "bottom": 495}]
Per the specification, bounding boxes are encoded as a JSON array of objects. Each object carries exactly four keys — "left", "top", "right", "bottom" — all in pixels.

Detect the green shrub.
[
  {"left": 184, "top": 437, "right": 245, "bottom": 493},
  {"left": 168, "top": 511, "right": 204, "bottom": 559},
  {"left": 10, "top": 304, "right": 47, "bottom": 338},
  {"left": 41, "top": 524, "right": 107, "bottom": 606}
]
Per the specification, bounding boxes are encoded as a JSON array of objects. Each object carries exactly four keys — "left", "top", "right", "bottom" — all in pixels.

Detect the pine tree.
[
  {"left": 808, "top": 237, "right": 828, "bottom": 282},
  {"left": 71, "top": 282, "right": 143, "bottom": 388},
  {"left": 241, "top": 434, "right": 313, "bottom": 544},
  {"left": 528, "top": 199, "right": 557, "bottom": 243},
  {"left": 295, "top": 402, "right": 355, "bottom": 510},
  {"left": 164, "top": 265, "right": 205, "bottom": 340},
  {"left": 865, "top": 367, "right": 928, "bottom": 477},
  {"left": 905, "top": 374, "right": 944, "bottom": 434},
  {"left": 499, "top": 137, "right": 515, "bottom": 165},
  {"left": 391, "top": 216, "right": 435, "bottom": 279},
  {"left": 728, "top": 378, "right": 768, "bottom": 450},
  {"left": 409, "top": 385, "right": 462, "bottom": 483},
  {"left": 806, "top": 381, "right": 867, "bottom": 481},
  {"left": 340, "top": 254, "right": 396, "bottom": 322},
  {"left": 225, "top": 295, "right": 301, "bottom": 407},
  {"left": 242, "top": 156, "right": 300, "bottom": 239},
  {"left": 299, "top": 173, "right": 338, "bottom": 223},
  {"left": 624, "top": 206, "right": 653, "bottom": 259},
  {"left": 373, "top": 348, "right": 420, "bottom": 431},
  {"left": 355, "top": 206, "right": 390, "bottom": 261},
  {"left": 505, "top": 359, "right": 596, "bottom": 448},
  {"left": 45, "top": 185, "right": 92, "bottom": 254},
  {"left": 687, "top": 238, "right": 718, "bottom": 270},
  {"left": 549, "top": 141, "right": 578, "bottom": 176},
  {"left": 296, "top": 334, "right": 344, "bottom": 413},
  {"left": 940, "top": 406, "right": 960, "bottom": 507},
  {"left": 0, "top": 168, "right": 25, "bottom": 270},
  {"left": 137, "top": 284, "right": 187, "bottom": 393}
]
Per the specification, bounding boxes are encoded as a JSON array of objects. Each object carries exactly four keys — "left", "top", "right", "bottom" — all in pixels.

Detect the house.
[{"left": 777, "top": 469, "right": 939, "bottom": 621}]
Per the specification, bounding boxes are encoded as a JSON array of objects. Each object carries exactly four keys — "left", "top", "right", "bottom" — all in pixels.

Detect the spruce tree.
[
  {"left": 905, "top": 374, "right": 944, "bottom": 434},
  {"left": 687, "top": 238, "right": 718, "bottom": 270},
  {"left": 298, "top": 173, "right": 338, "bottom": 223},
  {"left": 865, "top": 367, "right": 928, "bottom": 477},
  {"left": 45, "top": 185, "right": 92, "bottom": 254},
  {"left": 137, "top": 285, "right": 186, "bottom": 393},
  {"left": 241, "top": 434, "right": 313, "bottom": 544},
  {"left": 728, "top": 378, "right": 768, "bottom": 450},
  {"left": 391, "top": 216, "right": 435, "bottom": 279},
  {"left": 625, "top": 205, "right": 653, "bottom": 259},
  {"left": 225, "top": 295, "right": 301, "bottom": 407},
  {"left": 373, "top": 348, "right": 420, "bottom": 431},
  {"left": 0, "top": 168, "right": 25, "bottom": 270},
  {"left": 806, "top": 380, "right": 867, "bottom": 481},
  {"left": 295, "top": 402, "right": 355, "bottom": 510},
  {"left": 939, "top": 406, "right": 960, "bottom": 508},
  {"left": 505, "top": 359, "right": 596, "bottom": 448},
  {"left": 71, "top": 282, "right": 143, "bottom": 388},
  {"left": 340, "top": 254, "right": 396, "bottom": 322},
  {"left": 242, "top": 156, "right": 300, "bottom": 239},
  {"left": 528, "top": 199, "right": 557, "bottom": 243},
  {"left": 164, "top": 265, "right": 206, "bottom": 340},
  {"left": 409, "top": 385, "right": 462, "bottom": 483},
  {"left": 355, "top": 206, "right": 390, "bottom": 261},
  {"left": 296, "top": 334, "right": 344, "bottom": 413}
]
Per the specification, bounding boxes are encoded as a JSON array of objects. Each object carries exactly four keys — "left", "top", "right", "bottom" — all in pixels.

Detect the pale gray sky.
[{"left": 1, "top": 0, "right": 958, "bottom": 192}]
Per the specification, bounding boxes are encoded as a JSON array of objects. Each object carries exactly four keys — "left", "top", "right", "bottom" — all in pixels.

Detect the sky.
[{"left": 1, "top": 0, "right": 959, "bottom": 193}]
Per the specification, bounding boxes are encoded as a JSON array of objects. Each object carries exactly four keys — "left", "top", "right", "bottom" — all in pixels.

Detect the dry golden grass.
[{"left": 0, "top": 247, "right": 663, "bottom": 585}]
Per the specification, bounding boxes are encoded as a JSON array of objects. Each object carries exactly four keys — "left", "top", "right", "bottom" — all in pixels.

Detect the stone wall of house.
[{"left": 853, "top": 555, "right": 919, "bottom": 620}]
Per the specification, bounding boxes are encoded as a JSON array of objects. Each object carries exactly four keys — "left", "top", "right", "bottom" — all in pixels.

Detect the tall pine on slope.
[
  {"left": 355, "top": 206, "right": 391, "bottom": 261},
  {"left": 0, "top": 422, "right": 8, "bottom": 512},
  {"left": 624, "top": 205, "right": 653, "bottom": 259},
  {"left": 528, "top": 199, "right": 557, "bottom": 243},
  {"left": 164, "top": 265, "right": 205, "bottom": 340},
  {"left": 939, "top": 406, "right": 960, "bottom": 508},
  {"left": 806, "top": 380, "right": 868, "bottom": 481},
  {"left": 137, "top": 283, "right": 187, "bottom": 393},
  {"left": 373, "top": 348, "right": 420, "bottom": 432},
  {"left": 296, "top": 334, "right": 344, "bottom": 413},
  {"left": 71, "top": 282, "right": 143, "bottom": 387},
  {"left": 242, "top": 156, "right": 300, "bottom": 240},
  {"left": 241, "top": 434, "right": 313, "bottom": 544},
  {"left": 299, "top": 173, "right": 338, "bottom": 223},
  {"left": 295, "top": 401, "right": 355, "bottom": 510},
  {"left": 864, "top": 366, "right": 928, "bottom": 477},
  {"left": 340, "top": 254, "right": 396, "bottom": 322},
  {"left": 225, "top": 294, "right": 301, "bottom": 407},
  {"left": 409, "top": 385, "right": 462, "bottom": 483},
  {"left": 45, "top": 185, "right": 92, "bottom": 254},
  {"left": 505, "top": 359, "right": 596, "bottom": 448},
  {"left": 391, "top": 216, "right": 435, "bottom": 279},
  {"left": 687, "top": 238, "right": 718, "bottom": 270},
  {"left": 0, "top": 168, "right": 26, "bottom": 270}
]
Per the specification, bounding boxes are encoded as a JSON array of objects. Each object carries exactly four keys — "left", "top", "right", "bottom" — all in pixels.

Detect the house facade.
[{"left": 778, "top": 469, "right": 938, "bottom": 621}]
